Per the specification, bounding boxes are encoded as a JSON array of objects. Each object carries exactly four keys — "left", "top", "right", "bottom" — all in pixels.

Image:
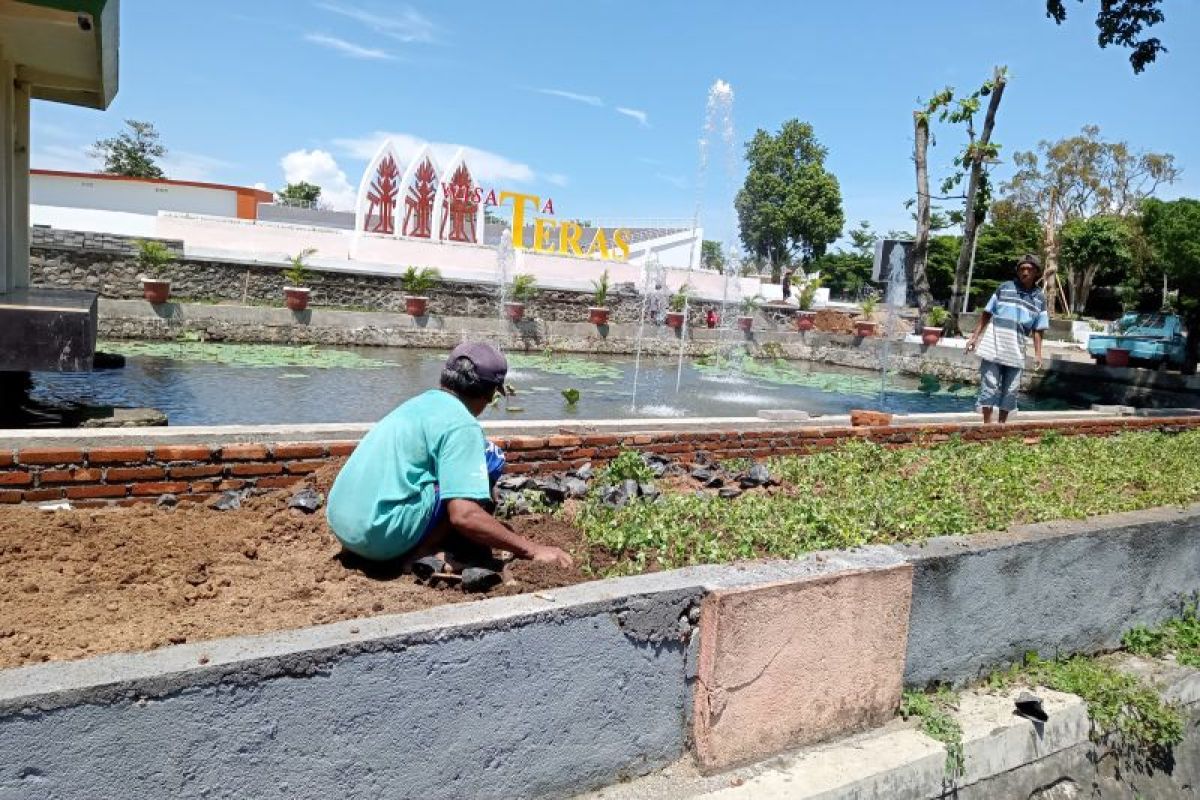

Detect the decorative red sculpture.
[
  {"left": 402, "top": 158, "right": 437, "bottom": 238},
  {"left": 439, "top": 163, "right": 479, "bottom": 244},
  {"left": 364, "top": 155, "right": 400, "bottom": 234}
]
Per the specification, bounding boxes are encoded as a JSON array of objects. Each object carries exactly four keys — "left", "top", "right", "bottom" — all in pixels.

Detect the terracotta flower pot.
[
  {"left": 141, "top": 278, "right": 170, "bottom": 304},
  {"left": 284, "top": 287, "right": 311, "bottom": 311},
  {"left": 1106, "top": 347, "right": 1130, "bottom": 368},
  {"left": 850, "top": 409, "right": 893, "bottom": 427},
  {"left": 737, "top": 315, "right": 754, "bottom": 332},
  {"left": 405, "top": 296, "right": 429, "bottom": 316},
  {"left": 796, "top": 312, "right": 816, "bottom": 332},
  {"left": 505, "top": 301, "right": 525, "bottom": 322},
  {"left": 855, "top": 320, "right": 878, "bottom": 337},
  {"left": 588, "top": 307, "right": 610, "bottom": 325},
  {"left": 665, "top": 311, "right": 685, "bottom": 330},
  {"left": 921, "top": 326, "right": 943, "bottom": 346}
]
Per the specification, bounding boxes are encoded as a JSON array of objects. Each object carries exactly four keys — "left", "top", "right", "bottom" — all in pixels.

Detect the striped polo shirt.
[{"left": 975, "top": 281, "right": 1049, "bottom": 369}]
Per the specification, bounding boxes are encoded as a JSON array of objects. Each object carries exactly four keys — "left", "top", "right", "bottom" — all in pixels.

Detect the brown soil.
[
  {"left": 813, "top": 309, "right": 855, "bottom": 334},
  {"left": 0, "top": 463, "right": 606, "bottom": 670}
]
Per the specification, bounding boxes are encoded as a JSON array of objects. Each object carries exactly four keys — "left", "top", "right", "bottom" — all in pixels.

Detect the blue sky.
[{"left": 30, "top": 0, "right": 1200, "bottom": 249}]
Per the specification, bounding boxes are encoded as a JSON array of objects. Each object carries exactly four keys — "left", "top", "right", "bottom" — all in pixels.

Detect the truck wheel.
[{"left": 1093, "top": 355, "right": 1106, "bottom": 366}]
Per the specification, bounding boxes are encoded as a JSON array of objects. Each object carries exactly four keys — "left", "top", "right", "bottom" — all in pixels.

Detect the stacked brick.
[{"left": 2, "top": 415, "right": 1197, "bottom": 506}]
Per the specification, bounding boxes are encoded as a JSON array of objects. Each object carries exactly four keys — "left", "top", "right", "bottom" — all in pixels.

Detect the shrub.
[
  {"left": 135, "top": 239, "right": 173, "bottom": 278},
  {"left": 926, "top": 306, "right": 949, "bottom": 327},
  {"left": 283, "top": 248, "right": 317, "bottom": 287},
  {"left": 860, "top": 295, "right": 878, "bottom": 317},
  {"left": 602, "top": 449, "right": 655, "bottom": 484},
  {"left": 510, "top": 273, "right": 539, "bottom": 302},
  {"left": 798, "top": 278, "right": 821, "bottom": 311},
  {"left": 669, "top": 284, "right": 691, "bottom": 313},
  {"left": 739, "top": 294, "right": 761, "bottom": 316},
  {"left": 592, "top": 269, "right": 610, "bottom": 307},
  {"left": 400, "top": 266, "right": 440, "bottom": 295}
]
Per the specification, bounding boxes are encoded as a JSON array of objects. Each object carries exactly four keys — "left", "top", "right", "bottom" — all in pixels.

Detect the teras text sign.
[{"left": 498, "top": 191, "right": 630, "bottom": 262}]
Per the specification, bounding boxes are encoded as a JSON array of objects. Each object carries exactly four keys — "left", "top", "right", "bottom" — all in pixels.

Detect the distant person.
[
  {"left": 965, "top": 255, "right": 1048, "bottom": 423},
  {"left": 781, "top": 268, "right": 794, "bottom": 302},
  {"left": 326, "top": 342, "right": 573, "bottom": 578},
  {"left": 706, "top": 308, "right": 719, "bottom": 328}
]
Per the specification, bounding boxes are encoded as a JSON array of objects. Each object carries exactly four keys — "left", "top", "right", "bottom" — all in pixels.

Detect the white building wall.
[{"left": 31, "top": 173, "right": 239, "bottom": 218}]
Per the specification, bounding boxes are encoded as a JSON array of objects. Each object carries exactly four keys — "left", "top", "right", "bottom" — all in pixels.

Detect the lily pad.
[{"left": 98, "top": 340, "right": 391, "bottom": 370}]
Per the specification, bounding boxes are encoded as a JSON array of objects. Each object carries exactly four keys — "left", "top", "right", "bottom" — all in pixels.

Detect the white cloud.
[
  {"left": 333, "top": 131, "right": 537, "bottom": 184},
  {"left": 535, "top": 87, "right": 603, "bottom": 107},
  {"left": 655, "top": 173, "right": 688, "bottom": 190},
  {"left": 280, "top": 148, "right": 357, "bottom": 210},
  {"left": 161, "top": 150, "right": 234, "bottom": 182},
  {"left": 304, "top": 33, "right": 395, "bottom": 60},
  {"left": 545, "top": 173, "right": 569, "bottom": 187},
  {"left": 616, "top": 106, "right": 650, "bottom": 128},
  {"left": 315, "top": 2, "right": 436, "bottom": 43},
  {"left": 253, "top": 181, "right": 269, "bottom": 191}
]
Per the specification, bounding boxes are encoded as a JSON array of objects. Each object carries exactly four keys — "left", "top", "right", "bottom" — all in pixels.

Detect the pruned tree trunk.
[
  {"left": 910, "top": 111, "right": 936, "bottom": 326},
  {"left": 948, "top": 68, "right": 1007, "bottom": 334},
  {"left": 1041, "top": 215, "right": 1066, "bottom": 316}
]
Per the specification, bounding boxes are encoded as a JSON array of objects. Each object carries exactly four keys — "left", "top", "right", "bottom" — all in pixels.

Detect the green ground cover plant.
[
  {"left": 99, "top": 340, "right": 391, "bottom": 369},
  {"left": 694, "top": 354, "right": 975, "bottom": 400},
  {"left": 577, "top": 430, "right": 1200, "bottom": 574},
  {"left": 899, "top": 688, "right": 964, "bottom": 780},
  {"left": 988, "top": 651, "right": 1184, "bottom": 754},
  {"left": 505, "top": 352, "right": 623, "bottom": 380},
  {"left": 1123, "top": 606, "right": 1200, "bottom": 668}
]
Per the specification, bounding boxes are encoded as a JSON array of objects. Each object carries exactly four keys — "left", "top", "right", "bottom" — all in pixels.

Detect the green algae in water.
[
  {"left": 99, "top": 340, "right": 391, "bottom": 369},
  {"left": 696, "top": 355, "right": 975, "bottom": 400},
  {"left": 505, "top": 353, "right": 622, "bottom": 380}
]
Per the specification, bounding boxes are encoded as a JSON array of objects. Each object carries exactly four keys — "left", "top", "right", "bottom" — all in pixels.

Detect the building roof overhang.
[{"left": 0, "top": 0, "right": 118, "bottom": 109}]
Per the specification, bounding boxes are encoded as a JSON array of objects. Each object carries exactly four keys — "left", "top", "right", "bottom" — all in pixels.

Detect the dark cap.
[
  {"left": 1017, "top": 253, "right": 1042, "bottom": 271},
  {"left": 446, "top": 342, "right": 507, "bottom": 386}
]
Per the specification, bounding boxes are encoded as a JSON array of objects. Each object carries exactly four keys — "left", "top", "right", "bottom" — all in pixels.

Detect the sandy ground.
[{"left": 0, "top": 463, "right": 601, "bottom": 670}]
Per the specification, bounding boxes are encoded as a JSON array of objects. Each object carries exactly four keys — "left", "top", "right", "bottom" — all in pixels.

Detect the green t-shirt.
[{"left": 326, "top": 389, "right": 491, "bottom": 560}]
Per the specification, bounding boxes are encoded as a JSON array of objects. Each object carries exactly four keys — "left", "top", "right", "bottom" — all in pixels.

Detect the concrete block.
[
  {"left": 693, "top": 563, "right": 914, "bottom": 770},
  {"left": 899, "top": 505, "right": 1200, "bottom": 687}
]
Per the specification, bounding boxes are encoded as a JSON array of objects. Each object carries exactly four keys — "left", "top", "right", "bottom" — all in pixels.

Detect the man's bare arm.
[{"left": 446, "top": 499, "right": 572, "bottom": 567}]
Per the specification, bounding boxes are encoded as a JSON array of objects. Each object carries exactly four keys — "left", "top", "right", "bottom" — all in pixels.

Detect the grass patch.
[
  {"left": 99, "top": 340, "right": 391, "bottom": 369},
  {"left": 1123, "top": 605, "right": 1200, "bottom": 668},
  {"left": 900, "top": 688, "right": 964, "bottom": 780},
  {"left": 988, "top": 652, "right": 1184, "bottom": 754},
  {"left": 577, "top": 430, "right": 1200, "bottom": 574}
]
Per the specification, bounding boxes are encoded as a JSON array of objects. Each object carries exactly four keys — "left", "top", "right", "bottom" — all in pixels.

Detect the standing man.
[
  {"left": 781, "top": 267, "right": 794, "bottom": 303},
  {"left": 326, "top": 342, "right": 573, "bottom": 573},
  {"left": 965, "top": 255, "right": 1049, "bottom": 423}
]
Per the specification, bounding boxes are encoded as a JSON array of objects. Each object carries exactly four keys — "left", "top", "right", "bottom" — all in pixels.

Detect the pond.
[{"left": 29, "top": 341, "right": 1072, "bottom": 426}]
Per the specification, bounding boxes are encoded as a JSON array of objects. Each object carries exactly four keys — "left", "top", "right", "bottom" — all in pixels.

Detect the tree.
[
  {"left": 1045, "top": 0, "right": 1166, "bottom": 73},
  {"left": 701, "top": 240, "right": 726, "bottom": 271},
  {"left": 276, "top": 181, "right": 322, "bottom": 206},
  {"left": 1058, "top": 216, "right": 1134, "bottom": 313},
  {"left": 1002, "top": 125, "right": 1179, "bottom": 315},
  {"left": 909, "top": 89, "right": 952, "bottom": 322},
  {"left": 969, "top": 201, "right": 1045, "bottom": 307},
  {"left": 90, "top": 120, "right": 167, "bottom": 179},
  {"left": 1141, "top": 197, "right": 1200, "bottom": 372},
  {"left": 735, "top": 120, "right": 844, "bottom": 282},
  {"left": 808, "top": 221, "right": 876, "bottom": 299},
  {"left": 946, "top": 67, "right": 1008, "bottom": 329}
]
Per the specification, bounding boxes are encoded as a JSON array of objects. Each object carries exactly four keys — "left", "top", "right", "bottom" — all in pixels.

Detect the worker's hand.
[
  {"left": 965, "top": 336, "right": 978, "bottom": 353},
  {"left": 530, "top": 544, "right": 574, "bottom": 569}
]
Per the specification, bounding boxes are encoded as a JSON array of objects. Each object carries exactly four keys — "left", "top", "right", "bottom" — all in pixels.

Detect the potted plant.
[
  {"left": 796, "top": 278, "right": 821, "bottom": 331},
  {"left": 922, "top": 306, "right": 949, "bottom": 345},
  {"left": 855, "top": 295, "right": 878, "bottom": 337},
  {"left": 665, "top": 284, "right": 690, "bottom": 329},
  {"left": 136, "top": 239, "right": 173, "bottom": 303},
  {"left": 400, "top": 266, "right": 440, "bottom": 316},
  {"left": 589, "top": 269, "right": 611, "bottom": 325},
  {"left": 506, "top": 273, "right": 538, "bottom": 321},
  {"left": 737, "top": 295, "right": 760, "bottom": 332},
  {"left": 282, "top": 248, "right": 317, "bottom": 311}
]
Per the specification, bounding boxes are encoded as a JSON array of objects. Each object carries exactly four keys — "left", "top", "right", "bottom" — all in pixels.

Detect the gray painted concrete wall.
[{"left": 899, "top": 504, "right": 1200, "bottom": 688}]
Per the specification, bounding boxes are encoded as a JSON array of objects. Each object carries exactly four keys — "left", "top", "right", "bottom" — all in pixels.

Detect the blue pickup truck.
[{"left": 1087, "top": 312, "right": 1187, "bottom": 368}]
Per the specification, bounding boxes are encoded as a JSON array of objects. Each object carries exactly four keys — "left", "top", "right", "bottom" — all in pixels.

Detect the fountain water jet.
[{"left": 877, "top": 244, "right": 909, "bottom": 409}]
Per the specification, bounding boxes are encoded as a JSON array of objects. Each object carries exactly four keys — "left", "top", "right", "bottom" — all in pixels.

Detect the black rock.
[
  {"left": 212, "top": 490, "right": 242, "bottom": 512},
  {"left": 496, "top": 475, "right": 533, "bottom": 492},
  {"left": 703, "top": 475, "right": 724, "bottom": 489},
  {"left": 288, "top": 487, "right": 324, "bottom": 513},
  {"left": 1014, "top": 691, "right": 1048, "bottom": 723},
  {"left": 533, "top": 476, "right": 567, "bottom": 504},
  {"left": 738, "top": 463, "right": 773, "bottom": 489},
  {"left": 641, "top": 453, "right": 672, "bottom": 478},
  {"left": 570, "top": 462, "right": 595, "bottom": 481},
  {"left": 461, "top": 567, "right": 503, "bottom": 593},
  {"left": 718, "top": 487, "right": 743, "bottom": 500},
  {"left": 562, "top": 476, "right": 590, "bottom": 498},
  {"left": 601, "top": 479, "right": 641, "bottom": 510},
  {"left": 156, "top": 493, "right": 179, "bottom": 508},
  {"left": 638, "top": 482, "right": 661, "bottom": 502},
  {"left": 690, "top": 467, "right": 714, "bottom": 482}
]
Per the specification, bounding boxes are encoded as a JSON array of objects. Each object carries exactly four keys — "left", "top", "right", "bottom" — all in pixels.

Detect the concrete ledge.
[
  {"left": 898, "top": 503, "right": 1200, "bottom": 687},
  {"left": 693, "top": 560, "right": 913, "bottom": 770}
]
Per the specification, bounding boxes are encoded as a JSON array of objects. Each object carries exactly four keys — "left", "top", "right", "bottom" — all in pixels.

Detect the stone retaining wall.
[
  {"left": 2, "top": 501, "right": 1198, "bottom": 798},
  {"left": 3, "top": 415, "right": 1198, "bottom": 507}
]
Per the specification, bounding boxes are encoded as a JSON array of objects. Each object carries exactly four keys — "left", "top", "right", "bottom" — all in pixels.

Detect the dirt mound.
[
  {"left": 813, "top": 309, "right": 855, "bottom": 334},
  {"left": 0, "top": 468, "right": 599, "bottom": 670}
]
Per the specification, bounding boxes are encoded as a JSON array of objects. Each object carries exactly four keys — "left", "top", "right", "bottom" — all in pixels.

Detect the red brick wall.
[{"left": 2, "top": 416, "right": 1197, "bottom": 506}]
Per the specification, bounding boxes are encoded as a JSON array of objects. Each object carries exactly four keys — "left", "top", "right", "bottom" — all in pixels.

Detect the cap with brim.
[
  {"left": 446, "top": 342, "right": 508, "bottom": 386},
  {"left": 1017, "top": 254, "right": 1042, "bottom": 271}
]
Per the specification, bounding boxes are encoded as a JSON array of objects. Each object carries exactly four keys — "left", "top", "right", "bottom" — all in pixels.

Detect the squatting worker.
[
  {"left": 326, "top": 342, "right": 573, "bottom": 570},
  {"left": 965, "top": 254, "right": 1049, "bottom": 424}
]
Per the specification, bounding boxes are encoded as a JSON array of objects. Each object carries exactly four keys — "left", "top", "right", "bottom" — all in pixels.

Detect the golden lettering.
[
  {"left": 499, "top": 191, "right": 540, "bottom": 249},
  {"left": 559, "top": 221, "right": 585, "bottom": 256},
  {"left": 612, "top": 228, "right": 631, "bottom": 262},
  {"left": 585, "top": 229, "right": 610, "bottom": 259},
  {"left": 533, "top": 217, "right": 558, "bottom": 253}
]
